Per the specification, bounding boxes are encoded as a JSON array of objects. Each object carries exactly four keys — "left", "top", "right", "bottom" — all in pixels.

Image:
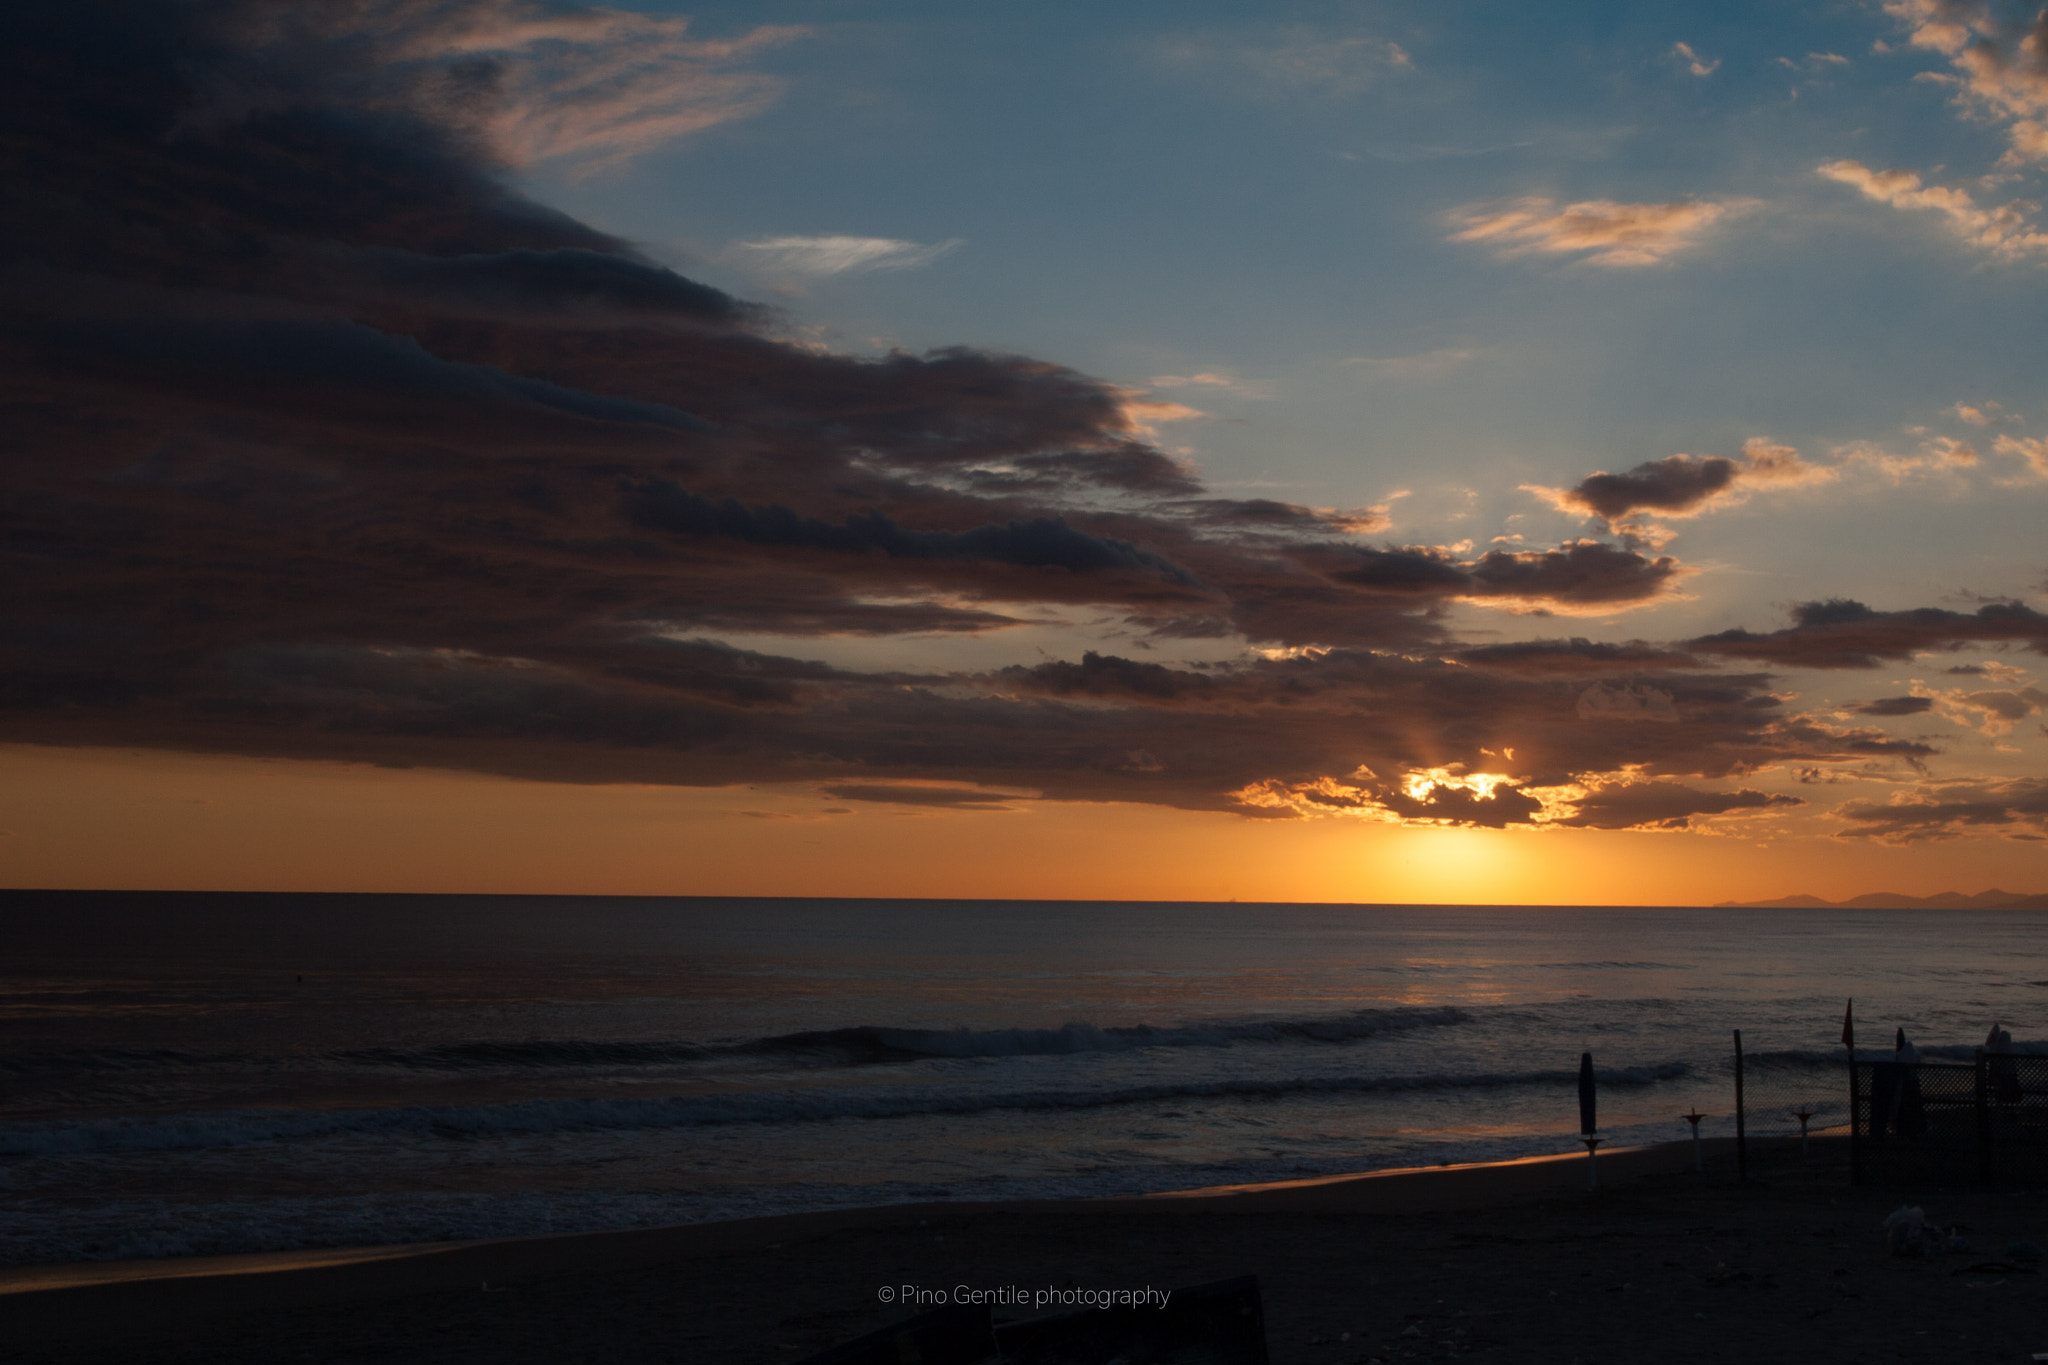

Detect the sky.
[{"left": 3, "top": 0, "right": 2047, "bottom": 904}]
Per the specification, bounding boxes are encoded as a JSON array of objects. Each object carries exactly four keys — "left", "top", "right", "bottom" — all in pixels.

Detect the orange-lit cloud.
[
  {"left": 1447, "top": 195, "right": 1759, "bottom": 266},
  {"left": 1835, "top": 435, "right": 1982, "bottom": 483},
  {"left": 1818, "top": 159, "right": 2048, "bottom": 258},
  {"left": 1114, "top": 392, "right": 1208, "bottom": 438},
  {"left": 1992, "top": 433, "right": 2048, "bottom": 478},
  {"left": 1883, "top": 0, "right": 2048, "bottom": 165},
  {"left": 1952, "top": 400, "right": 2010, "bottom": 426},
  {"left": 1920, "top": 678, "right": 2048, "bottom": 735},
  {"left": 1233, "top": 765, "right": 1801, "bottom": 834},
  {"left": 1670, "top": 42, "right": 1720, "bottom": 77}
]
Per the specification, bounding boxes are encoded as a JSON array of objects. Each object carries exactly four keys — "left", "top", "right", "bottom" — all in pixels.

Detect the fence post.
[
  {"left": 1848, "top": 1052, "right": 1862, "bottom": 1186},
  {"left": 1733, "top": 1029, "right": 1747, "bottom": 1183},
  {"left": 1975, "top": 1049, "right": 1993, "bottom": 1190}
]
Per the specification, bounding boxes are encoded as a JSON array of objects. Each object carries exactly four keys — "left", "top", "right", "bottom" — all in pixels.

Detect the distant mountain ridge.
[{"left": 1715, "top": 889, "right": 2048, "bottom": 910}]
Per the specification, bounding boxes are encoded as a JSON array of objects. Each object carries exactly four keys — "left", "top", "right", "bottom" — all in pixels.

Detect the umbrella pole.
[
  {"left": 1733, "top": 1029, "right": 1747, "bottom": 1184},
  {"left": 1683, "top": 1109, "right": 1704, "bottom": 1171},
  {"left": 1577, "top": 1050, "right": 1599, "bottom": 1189}
]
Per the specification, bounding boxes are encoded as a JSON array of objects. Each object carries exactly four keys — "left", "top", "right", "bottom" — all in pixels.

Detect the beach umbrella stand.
[{"left": 1682, "top": 1108, "right": 1705, "bottom": 1171}]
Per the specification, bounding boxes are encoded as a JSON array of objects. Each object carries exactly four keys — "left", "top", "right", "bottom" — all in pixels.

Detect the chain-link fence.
[
  {"left": 1706, "top": 1027, "right": 2048, "bottom": 1187},
  {"left": 1981, "top": 1054, "right": 2048, "bottom": 1187},
  {"left": 1849, "top": 1054, "right": 2048, "bottom": 1188}
]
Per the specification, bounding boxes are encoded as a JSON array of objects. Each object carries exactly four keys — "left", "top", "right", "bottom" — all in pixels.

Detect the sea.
[{"left": 4, "top": 892, "right": 2045, "bottom": 1267}]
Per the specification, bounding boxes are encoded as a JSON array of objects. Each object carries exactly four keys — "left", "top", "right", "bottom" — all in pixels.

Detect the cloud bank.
[{"left": 0, "top": 0, "right": 2032, "bottom": 841}]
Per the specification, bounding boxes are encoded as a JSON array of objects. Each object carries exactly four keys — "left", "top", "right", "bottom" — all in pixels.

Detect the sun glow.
[
  {"left": 1400, "top": 767, "right": 1512, "bottom": 803},
  {"left": 1370, "top": 825, "right": 1533, "bottom": 904}
]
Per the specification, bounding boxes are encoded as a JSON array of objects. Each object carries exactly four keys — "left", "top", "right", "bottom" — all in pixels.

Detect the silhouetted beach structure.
[
  {"left": 1848, "top": 1014, "right": 2048, "bottom": 1188},
  {"left": 1578, "top": 1051, "right": 1604, "bottom": 1186},
  {"left": 1892, "top": 1027, "right": 1925, "bottom": 1136},
  {"left": 1987, "top": 1021, "right": 2022, "bottom": 1103},
  {"left": 998, "top": 1276, "right": 1267, "bottom": 1365},
  {"left": 799, "top": 1301, "right": 996, "bottom": 1365}
]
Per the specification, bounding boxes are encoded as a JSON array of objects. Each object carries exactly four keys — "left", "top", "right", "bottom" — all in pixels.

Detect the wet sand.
[{"left": 7, "top": 1136, "right": 2047, "bottom": 1363}]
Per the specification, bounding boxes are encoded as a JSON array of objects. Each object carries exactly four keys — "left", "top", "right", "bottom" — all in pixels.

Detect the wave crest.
[{"left": 0, "top": 1058, "right": 1688, "bottom": 1157}]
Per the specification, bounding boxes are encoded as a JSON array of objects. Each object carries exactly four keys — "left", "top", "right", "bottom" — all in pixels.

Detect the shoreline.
[
  {"left": 0, "top": 1133, "right": 1747, "bottom": 1336},
  {"left": 13, "top": 1131, "right": 2048, "bottom": 1364}
]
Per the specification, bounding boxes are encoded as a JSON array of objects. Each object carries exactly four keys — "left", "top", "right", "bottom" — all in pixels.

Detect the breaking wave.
[
  {"left": 4, "top": 1006, "right": 1475, "bottom": 1078},
  {"left": 0, "top": 1059, "right": 1689, "bottom": 1157},
  {"left": 757, "top": 1006, "right": 1472, "bottom": 1064}
]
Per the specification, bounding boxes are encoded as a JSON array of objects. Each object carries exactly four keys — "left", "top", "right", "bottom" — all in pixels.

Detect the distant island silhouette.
[{"left": 1715, "top": 889, "right": 2048, "bottom": 909}]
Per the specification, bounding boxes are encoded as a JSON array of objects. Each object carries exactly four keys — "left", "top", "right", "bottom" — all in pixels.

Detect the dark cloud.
[
  {"left": 0, "top": 0, "right": 2014, "bottom": 839},
  {"left": 957, "top": 446, "right": 1202, "bottom": 498},
  {"left": 1691, "top": 599, "right": 2048, "bottom": 668},
  {"left": 1232, "top": 774, "right": 1548, "bottom": 829},
  {"left": 1327, "top": 547, "right": 1474, "bottom": 594},
  {"left": 1001, "top": 653, "right": 1212, "bottom": 701},
  {"left": 1836, "top": 779, "right": 2048, "bottom": 844},
  {"left": 338, "top": 247, "right": 756, "bottom": 325},
  {"left": 1956, "top": 688, "right": 2048, "bottom": 722},
  {"left": 1457, "top": 638, "right": 1701, "bottom": 675},
  {"left": 1320, "top": 541, "right": 1677, "bottom": 607},
  {"left": 1544, "top": 444, "right": 1828, "bottom": 530},
  {"left": 818, "top": 785, "right": 1027, "bottom": 810},
  {"left": 43, "top": 312, "right": 708, "bottom": 431},
  {"left": 1848, "top": 696, "right": 1935, "bottom": 717},
  {"left": 1378, "top": 781, "right": 1545, "bottom": 828},
  {"left": 1177, "top": 499, "right": 1387, "bottom": 537},
  {"left": 1562, "top": 454, "right": 1738, "bottom": 521},
  {"left": 623, "top": 483, "right": 1198, "bottom": 583},
  {"left": 1555, "top": 782, "right": 1800, "bottom": 831},
  {"left": 1464, "top": 541, "right": 1680, "bottom": 604}
]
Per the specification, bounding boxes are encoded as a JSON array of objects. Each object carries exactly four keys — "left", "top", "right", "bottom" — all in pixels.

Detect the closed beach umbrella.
[{"left": 1578, "top": 1052, "right": 1596, "bottom": 1135}]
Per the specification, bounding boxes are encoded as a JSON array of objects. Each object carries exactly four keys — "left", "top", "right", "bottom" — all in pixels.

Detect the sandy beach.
[{"left": 7, "top": 1135, "right": 2047, "bottom": 1363}]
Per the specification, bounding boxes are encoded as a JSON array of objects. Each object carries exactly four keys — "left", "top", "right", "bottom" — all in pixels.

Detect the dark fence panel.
[
  {"left": 1980, "top": 1053, "right": 2048, "bottom": 1189},
  {"left": 1849, "top": 1055, "right": 2048, "bottom": 1188}
]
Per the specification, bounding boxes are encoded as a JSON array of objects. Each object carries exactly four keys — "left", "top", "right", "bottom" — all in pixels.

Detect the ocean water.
[{"left": 3, "top": 892, "right": 2045, "bottom": 1267}]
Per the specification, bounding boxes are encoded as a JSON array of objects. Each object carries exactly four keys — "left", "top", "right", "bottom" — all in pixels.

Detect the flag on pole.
[{"left": 1841, "top": 998, "right": 1854, "bottom": 1051}]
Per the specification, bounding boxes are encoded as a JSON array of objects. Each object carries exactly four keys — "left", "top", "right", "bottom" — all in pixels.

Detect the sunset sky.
[{"left": 5, "top": 0, "right": 2047, "bottom": 903}]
